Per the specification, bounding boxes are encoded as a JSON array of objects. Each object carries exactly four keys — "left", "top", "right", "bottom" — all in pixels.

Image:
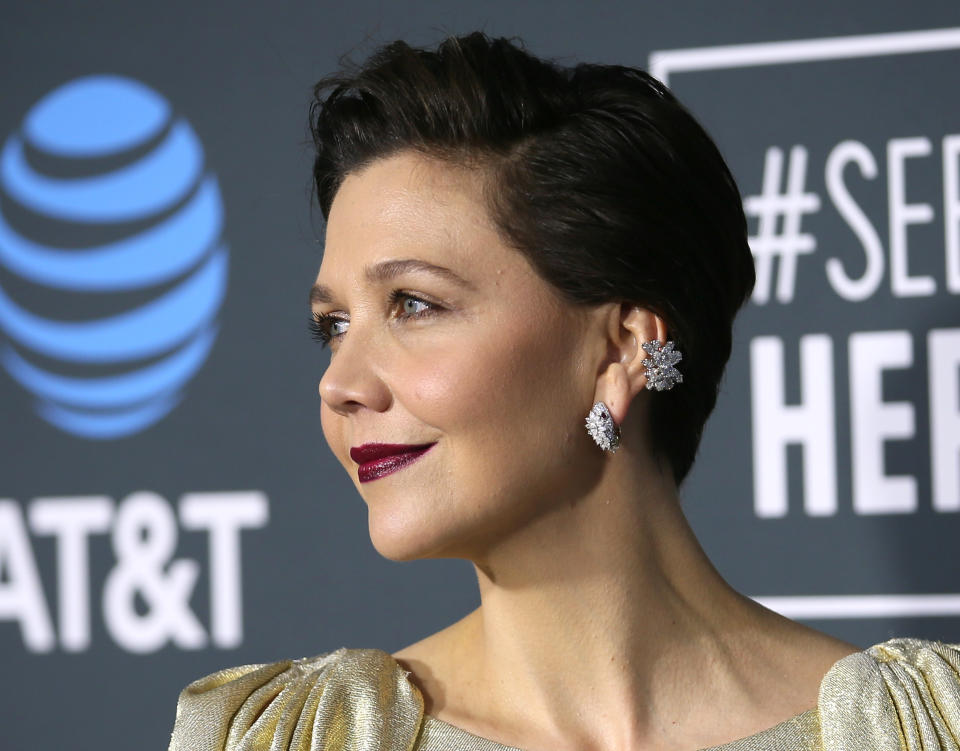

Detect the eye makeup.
[{"left": 307, "top": 289, "right": 443, "bottom": 347}]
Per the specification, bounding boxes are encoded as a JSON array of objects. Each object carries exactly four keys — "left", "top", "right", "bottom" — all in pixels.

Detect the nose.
[{"left": 317, "top": 327, "right": 391, "bottom": 415}]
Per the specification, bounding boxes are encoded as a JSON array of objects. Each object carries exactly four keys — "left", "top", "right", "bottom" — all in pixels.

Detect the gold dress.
[{"left": 167, "top": 637, "right": 960, "bottom": 751}]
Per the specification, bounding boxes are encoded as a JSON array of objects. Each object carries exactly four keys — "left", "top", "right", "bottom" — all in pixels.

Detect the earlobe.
[{"left": 600, "top": 361, "right": 631, "bottom": 425}]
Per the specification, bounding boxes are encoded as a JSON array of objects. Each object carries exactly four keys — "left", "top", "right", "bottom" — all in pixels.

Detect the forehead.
[
  {"left": 323, "top": 151, "right": 496, "bottom": 265},
  {"left": 313, "top": 151, "right": 578, "bottom": 324}
]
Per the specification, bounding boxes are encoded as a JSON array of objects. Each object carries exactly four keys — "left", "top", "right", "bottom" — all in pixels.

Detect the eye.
[
  {"left": 308, "top": 311, "right": 347, "bottom": 347},
  {"left": 389, "top": 290, "right": 439, "bottom": 319},
  {"left": 307, "top": 291, "right": 441, "bottom": 348}
]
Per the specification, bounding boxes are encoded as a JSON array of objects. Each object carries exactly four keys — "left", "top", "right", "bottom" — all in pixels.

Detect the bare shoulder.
[
  {"left": 391, "top": 608, "right": 483, "bottom": 716},
  {"left": 748, "top": 602, "right": 862, "bottom": 712},
  {"left": 782, "top": 614, "right": 861, "bottom": 667}
]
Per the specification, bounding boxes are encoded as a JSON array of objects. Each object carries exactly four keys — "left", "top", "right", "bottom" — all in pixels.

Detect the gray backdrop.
[{"left": 1, "top": 2, "right": 958, "bottom": 749}]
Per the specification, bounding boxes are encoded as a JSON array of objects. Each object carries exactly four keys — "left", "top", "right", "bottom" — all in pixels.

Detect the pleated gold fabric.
[
  {"left": 819, "top": 638, "right": 960, "bottom": 751},
  {"left": 167, "top": 637, "right": 960, "bottom": 751},
  {"left": 166, "top": 648, "right": 424, "bottom": 751}
]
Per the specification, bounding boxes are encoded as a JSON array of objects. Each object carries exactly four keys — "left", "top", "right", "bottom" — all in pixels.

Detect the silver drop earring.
[
  {"left": 585, "top": 401, "right": 621, "bottom": 453},
  {"left": 641, "top": 339, "right": 683, "bottom": 391}
]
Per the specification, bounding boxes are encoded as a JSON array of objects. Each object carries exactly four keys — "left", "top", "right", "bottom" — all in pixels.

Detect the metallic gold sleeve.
[
  {"left": 819, "top": 638, "right": 960, "bottom": 751},
  {"left": 166, "top": 648, "right": 424, "bottom": 751}
]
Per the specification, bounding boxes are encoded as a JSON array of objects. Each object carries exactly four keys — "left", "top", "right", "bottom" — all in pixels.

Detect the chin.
[
  {"left": 369, "top": 533, "right": 451, "bottom": 563},
  {"left": 367, "top": 511, "right": 439, "bottom": 562},
  {"left": 366, "top": 507, "right": 468, "bottom": 562}
]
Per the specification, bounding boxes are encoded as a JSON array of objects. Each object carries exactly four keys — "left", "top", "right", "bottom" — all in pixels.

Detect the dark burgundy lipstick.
[{"left": 350, "top": 442, "right": 436, "bottom": 483}]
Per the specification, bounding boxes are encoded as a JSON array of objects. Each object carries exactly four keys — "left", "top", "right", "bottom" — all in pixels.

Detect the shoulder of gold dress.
[
  {"left": 166, "top": 647, "right": 424, "bottom": 751},
  {"left": 818, "top": 637, "right": 960, "bottom": 750}
]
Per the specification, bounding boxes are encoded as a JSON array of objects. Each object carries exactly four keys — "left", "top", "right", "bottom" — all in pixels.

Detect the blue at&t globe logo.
[{"left": 0, "top": 75, "right": 227, "bottom": 439}]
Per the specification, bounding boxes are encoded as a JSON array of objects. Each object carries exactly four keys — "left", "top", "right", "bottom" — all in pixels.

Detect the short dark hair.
[{"left": 309, "top": 31, "right": 755, "bottom": 486}]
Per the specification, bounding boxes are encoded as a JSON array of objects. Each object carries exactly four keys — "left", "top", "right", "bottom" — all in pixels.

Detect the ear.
[{"left": 594, "top": 304, "right": 669, "bottom": 426}]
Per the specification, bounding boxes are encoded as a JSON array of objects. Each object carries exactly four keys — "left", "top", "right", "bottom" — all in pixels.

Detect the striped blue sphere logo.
[{"left": 0, "top": 75, "right": 227, "bottom": 440}]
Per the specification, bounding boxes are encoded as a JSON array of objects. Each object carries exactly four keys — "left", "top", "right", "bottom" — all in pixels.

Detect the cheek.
[
  {"left": 399, "top": 316, "right": 582, "bottom": 442},
  {"left": 398, "top": 352, "right": 477, "bottom": 423}
]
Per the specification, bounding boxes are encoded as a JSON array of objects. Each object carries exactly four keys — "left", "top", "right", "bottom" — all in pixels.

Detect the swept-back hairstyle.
[{"left": 309, "top": 31, "right": 755, "bottom": 486}]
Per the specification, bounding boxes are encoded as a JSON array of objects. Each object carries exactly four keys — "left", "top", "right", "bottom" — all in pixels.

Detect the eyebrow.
[{"left": 309, "top": 258, "right": 475, "bottom": 305}]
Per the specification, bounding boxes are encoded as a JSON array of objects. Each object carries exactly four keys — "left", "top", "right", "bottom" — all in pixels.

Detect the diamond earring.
[
  {"left": 641, "top": 339, "right": 683, "bottom": 391},
  {"left": 585, "top": 401, "right": 621, "bottom": 453}
]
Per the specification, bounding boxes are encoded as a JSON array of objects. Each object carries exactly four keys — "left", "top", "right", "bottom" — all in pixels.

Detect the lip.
[{"left": 350, "top": 442, "right": 437, "bottom": 483}]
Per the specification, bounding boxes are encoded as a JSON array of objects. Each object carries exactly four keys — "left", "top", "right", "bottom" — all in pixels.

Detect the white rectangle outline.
[
  {"left": 649, "top": 26, "right": 960, "bottom": 85},
  {"left": 753, "top": 594, "right": 960, "bottom": 619},
  {"left": 651, "top": 27, "right": 960, "bottom": 621}
]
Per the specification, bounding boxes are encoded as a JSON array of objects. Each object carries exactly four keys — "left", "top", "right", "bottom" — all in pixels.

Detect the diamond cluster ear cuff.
[{"left": 641, "top": 339, "right": 683, "bottom": 391}]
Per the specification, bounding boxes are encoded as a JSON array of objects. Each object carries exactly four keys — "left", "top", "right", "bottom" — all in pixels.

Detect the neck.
[{"left": 455, "top": 443, "right": 788, "bottom": 749}]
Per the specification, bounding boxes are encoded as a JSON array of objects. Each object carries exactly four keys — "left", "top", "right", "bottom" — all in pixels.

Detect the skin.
[{"left": 312, "top": 150, "right": 858, "bottom": 751}]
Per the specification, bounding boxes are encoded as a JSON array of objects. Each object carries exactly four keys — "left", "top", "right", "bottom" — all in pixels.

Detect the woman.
[{"left": 167, "top": 32, "right": 959, "bottom": 751}]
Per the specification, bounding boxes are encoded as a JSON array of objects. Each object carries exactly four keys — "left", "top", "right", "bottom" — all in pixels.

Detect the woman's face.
[{"left": 312, "top": 150, "right": 605, "bottom": 561}]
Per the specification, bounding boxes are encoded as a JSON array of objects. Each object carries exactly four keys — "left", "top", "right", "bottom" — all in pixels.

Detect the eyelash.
[{"left": 308, "top": 290, "right": 441, "bottom": 347}]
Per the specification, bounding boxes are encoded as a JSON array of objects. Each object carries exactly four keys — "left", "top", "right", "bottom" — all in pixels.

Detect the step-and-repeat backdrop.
[{"left": 2, "top": 2, "right": 957, "bottom": 748}]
